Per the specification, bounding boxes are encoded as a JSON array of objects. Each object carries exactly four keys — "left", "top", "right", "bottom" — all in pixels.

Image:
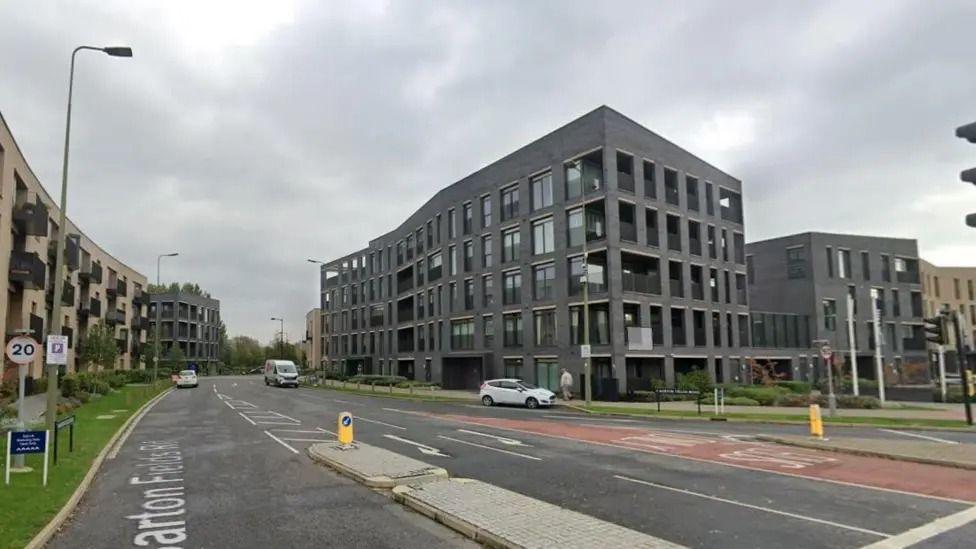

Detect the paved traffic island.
[
  {"left": 757, "top": 435, "right": 976, "bottom": 470},
  {"left": 307, "top": 442, "right": 447, "bottom": 488}
]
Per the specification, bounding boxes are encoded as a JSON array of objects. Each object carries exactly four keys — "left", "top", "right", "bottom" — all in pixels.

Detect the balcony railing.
[
  {"left": 106, "top": 310, "right": 125, "bottom": 325},
  {"left": 9, "top": 250, "right": 46, "bottom": 290},
  {"left": 13, "top": 200, "right": 49, "bottom": 237},
  {"left": 617, "top": 171, "right": 635, "bottom": 193},
  {"left": 622, "top": 272, "right": 660, "bottom": 295},
  {"left": 620, "top": 221, "right": 637, "bottom": 242},
  {"left": 132, "top": 287, "right": 144, "bottom": 305},
  {"left": 46, "top": 279, "right": 75, "bottom": 306}
]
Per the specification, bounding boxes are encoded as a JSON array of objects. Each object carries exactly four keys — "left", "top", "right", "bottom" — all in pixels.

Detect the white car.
[
  {"left": 479, "top": 379, "right": 555, "bottom": 409},
  {"left": 176, "top": 370, "right": 198, "bottom": 388}
]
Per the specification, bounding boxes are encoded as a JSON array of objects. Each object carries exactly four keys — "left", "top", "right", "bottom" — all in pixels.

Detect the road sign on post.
[
  {"left": 337, "top": 412, "right": 354, "bottom": 446},
  {"left": 815, "top": 340, "right": 837, "bottom": 417},
  {"left": 5, "top": 430, "right": 49, "bottom": 486},
  {"left": 580, "top": 345, "right": 591, "bottom": 359},
  {"left": 46, "top": 335, "right": 68, "bottom": 365},
  {"left": 6, "top": 336, "right": 39, "bottom": 365}
]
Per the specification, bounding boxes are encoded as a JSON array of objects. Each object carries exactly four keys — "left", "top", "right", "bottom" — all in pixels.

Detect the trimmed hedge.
[{"left": 773, "top": 381, "right": 811, "bottom": 394}]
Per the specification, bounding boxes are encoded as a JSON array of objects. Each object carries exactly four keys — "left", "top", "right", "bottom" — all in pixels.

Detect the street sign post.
[
  {"left": 337, "top": 412, "right": 354, "bottom": 446},
  {"left": 46, "top": 335, "right": 68, "bottom": 365},
  {"left": 580, "top": 345, "right": 591, "bottom": 359},
  {"left": 6, "top": 335, "right": 39, "bottom": 469},
  {"left": 5, "top": 430, "right": 49, "bottom": 486},
  {"left": 53, "top": 415, "right": 76, "bottom": 464},
  {"left": 817, "top": 341, "right": 837, "bottom": 417}
]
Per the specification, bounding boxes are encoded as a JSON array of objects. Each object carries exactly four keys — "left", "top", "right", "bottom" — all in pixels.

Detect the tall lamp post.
[
  {"left": 271, "top": 317, "right": 284, "bottom": 357},
  {"left": 45, "top": 45, "right": 133, "bottom": 433},
  {"left": 569, "top": 158, "right": 600, "bottom": 406},
  {"left": 153, "top": 253, "right": 179, "bottom": 386}
]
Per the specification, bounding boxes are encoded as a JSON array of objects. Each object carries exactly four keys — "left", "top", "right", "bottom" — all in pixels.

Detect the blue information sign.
[
  {"left": 341, "top": 415, "right": 352, "bottom": 427},
  {"left": 11, "top": 430, "right": 47, "bottom": 455}
]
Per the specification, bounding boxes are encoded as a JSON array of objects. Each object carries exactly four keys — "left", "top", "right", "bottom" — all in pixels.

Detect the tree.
[
  {"left": 80, "top": 321, "right": 119, "bottom": 371},
  {"left": 146, "top": 281, "right": 212, "bottom": 298},
  {"left": 227, "top": 335, "right": 265, "bottom": 373},
  {"left": 165, "top": 345, "right": 187, "bottom": 374}
]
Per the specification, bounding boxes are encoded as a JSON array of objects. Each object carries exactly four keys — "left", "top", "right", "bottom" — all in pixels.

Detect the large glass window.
[
  {"left": 503, "top": 313, "right": 523, "bottom": 347},
  {"left": 823, "top": 299, "right": 837, "bottom": 330},
  {"left": 483, "top": 315, "right": 494, "bottom": 347},
  {"left": 534, "top": 309, "right": 556, "bottom": 346},
  {"left": 428, "top": 251, "right": 443, "bottom": 281},
  {"left": 448, "top": 208, "right": 456, "bottom": 239},
  {"left": 483, "top": 275, "right": 494, "bottom": 307},
  {"left": 533, "top": 263, "right": 555, "bottom": 300},
  {"left": 616, "top": 151, "right": 634, "bottom": 193},
  {"left": 482, "top": 235, "right": 493, "bottom": 268},
  {"left": 502, "top": 228, "right": 520, "bottom": 263},
  {"left": 645, "top": 208, "right": 659, "bottom": 247},
  {"left": 532, "top": 217, "right": 555, "bottom": 255},
  {"left": 566, "top": 152, "right": 603, "bottom": 200},
  {"left": 569, "top": 304, "right": 610, "bottom": 345},
  {"left": 686, "top": 175, "right": 699, "bottom": 211},
  {"left": 481, "top": 195, "right": 492, "bottom": 228},
  {"left": 464, "top": 279, "right": 474, "bottom": 310},
  {"left": 463, "top": 241, "right": 473, "bottom": 271},
  {"left": 501, "top": 185, "right": 519, "bottom": 221},
  {"left": 671, "top": 308, "right": 686, "bottom": 346},
  {"left": 451, "top": 319, "right": 474, "bottom": 350},
  {"left": 567, "top": 204, "right": 605, "bottom": 247},
  {"left": 568, "top": 253, "right": 607, "bottom": 295},
  {"left": 664, "top": 168, "right": 679, "bottom": 205},
  {"left": 503, "top": 270, "right": 522, "bottom": 305},
  {"left": 462, "top": 203, "right": 473, "bottom": 235},
  {"left": 786, "top": 246, "right": 806, "bottom": 279},
  {"left": 531, "top": 172, "right": 553, "bottom": 211},
  {"left": 449, "top": 246, "right": 457, "bottom": 276}
]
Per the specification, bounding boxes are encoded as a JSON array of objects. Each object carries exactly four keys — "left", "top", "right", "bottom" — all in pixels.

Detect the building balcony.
[
  {"left": 29, "top": 314, "right": 44, "bottom": 340},
  {"left": 13, "top": 200, "right": 49, "bottom": 237},
  {"left": 46, "top": 279, "right": 75, "bottom": 306},
  {"left": 46, "top": 235, "right": 80, "bottom": 271},
  {"left": 106, "top": 310, "right": 125, "bottom": 325},
  {"left": 62, "top": 326, "right": 74, "bottom": 349},
  {"left": 132, "top": 287, "right": 144, "bottom": 305},
  {"left": 9, "top": 250, "right": 46, "bottom": 290}
]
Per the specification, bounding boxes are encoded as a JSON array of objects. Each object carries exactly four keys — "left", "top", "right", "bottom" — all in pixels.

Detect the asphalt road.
[
  {"left": 51, "top": 376, "right": 976, "bottom": 548},
  {"left": 49, "top": 380, "right": 474, "bottom": 548}
]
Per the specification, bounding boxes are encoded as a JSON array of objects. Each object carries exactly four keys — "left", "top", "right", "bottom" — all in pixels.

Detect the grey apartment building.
[
  {"left": 319, "top": 107, "right": 750, "bottom": 396},
  {"left": 148, "top": 291, "right": 221, "bottom": 373},
  {"left": 746, "top": 232, "right": 928, "bottom": 384}
]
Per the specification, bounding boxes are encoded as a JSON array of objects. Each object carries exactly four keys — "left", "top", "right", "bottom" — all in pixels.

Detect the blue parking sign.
[{"left": 11, "top": 431, "right": 46, "bottom": 454}]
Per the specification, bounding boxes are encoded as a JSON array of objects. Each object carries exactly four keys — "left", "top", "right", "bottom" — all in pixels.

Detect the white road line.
[
  {"left": 879, "top": 429, "right": 959, "bottom": 444},
  {"left": 457, "top": 428, "right": 530, "bottom": 446},
  {"left": 383, "top": 434, "right": 450, "bottom": 457},
  {"left": 860, "top": 505, "right": 976, "bottom": 548},
  {"left": 614, "top": 475, "right": 890, "bottom": 538},
  {"left": 544, "top": 414, "right": 636, "bottom": 423},
  {"left": 355, "top": 416, "right": 407, "bottom": 430},
  {"left": 263, "top": 430, "right": 299, "bottom": 454},
  {"left": 382, "top": 407, "right": 425, "bottom": 416},
  {"left": 316, "top": 427, "right": 338, "bottom": 436},
  {"left": 280, "top": 437, "right": 333, "bottom": 443},
  {"left": 238, "top": 412, "right": 257, "bottom": 425},
  {"left": 268, "top": 411, "right": 301, "bottom": 423},
  {"left": 269, "top": 429, "right": 325, "bottom": 434},
  {"left": 255, "top": 421, "right": 301, "bottom": 425},
  {"left": 438, "top": 435, "right": 542, "bottom": 461},
  {"left": 222, "top": 400, "right": 236, "bottom": 410}
]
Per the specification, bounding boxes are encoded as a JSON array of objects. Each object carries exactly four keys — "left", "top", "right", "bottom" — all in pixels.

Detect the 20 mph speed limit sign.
[{"left": 6, "top": 336, "right": 39, "bottom": 365}]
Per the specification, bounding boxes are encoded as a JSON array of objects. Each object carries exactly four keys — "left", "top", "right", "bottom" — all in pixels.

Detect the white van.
[{"left": 264, "top": 359, "right": 299, "bottom": 387}]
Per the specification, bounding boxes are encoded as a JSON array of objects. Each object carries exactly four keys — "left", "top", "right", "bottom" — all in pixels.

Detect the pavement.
[
  {"left": 49, "top": 375, "right": 976, "bottom": 548},
  {"left": 758, "top": 434, "right": 976, "bottom": 470},
  {"left": 7, "top": 392, "right": 47, "bottom": 425}
]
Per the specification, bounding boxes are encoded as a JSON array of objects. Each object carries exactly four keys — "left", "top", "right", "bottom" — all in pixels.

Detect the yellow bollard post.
[
  {"left": 809, "top": 403, "right": 824, "bottom": 439},
  {"left": 337, "top": 412, "right": 354, "bottom": 446}
]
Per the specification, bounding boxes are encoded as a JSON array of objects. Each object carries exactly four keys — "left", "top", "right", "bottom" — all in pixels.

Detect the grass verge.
[
  {"left": 311, "top": 383, "right": 474, "bottom": 403},
  {"left": 577, "top": 405, "right": 972, "bottom": 430},
  {"left": 0, "top": 384, "right": 168, "bottom": 549}
]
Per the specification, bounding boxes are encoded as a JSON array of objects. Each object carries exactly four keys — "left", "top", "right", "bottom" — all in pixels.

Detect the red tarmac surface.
[{"left": 438, "top": 413, "right": 976, "bottom": 503}]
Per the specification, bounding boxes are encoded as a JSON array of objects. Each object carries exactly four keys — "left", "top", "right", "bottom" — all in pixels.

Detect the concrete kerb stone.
[
  {"left": 756, "top": 435, "right": 976, "bottom": 471},
  {"left": 307, "top": 441, "right": 448, "bottom": 489},
  {"left": 25, "top": 386, "right": 174, "bottom": 549}
]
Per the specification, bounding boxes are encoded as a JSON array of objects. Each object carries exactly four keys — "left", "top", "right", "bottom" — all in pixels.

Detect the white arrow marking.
[
  {"left": 382, "top": 434, "right": 450, "bottom": 457},
  {"left": 457, "top": 429, "right": 530, "bottom": 447}
]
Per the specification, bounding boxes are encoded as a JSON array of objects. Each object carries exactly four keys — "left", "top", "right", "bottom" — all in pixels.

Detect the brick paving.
[{"left": 396, "top": 478, "right": 684, "bottom": 548}]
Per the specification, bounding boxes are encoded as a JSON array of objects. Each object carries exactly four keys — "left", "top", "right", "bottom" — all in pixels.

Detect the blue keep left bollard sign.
[{"left": 11, "top": 431, "right": 47, "bottom": 454}]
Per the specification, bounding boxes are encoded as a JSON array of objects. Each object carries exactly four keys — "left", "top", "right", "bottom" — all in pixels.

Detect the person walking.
[{"left": 560, "top": 368, "right": 574, "bottom": 400}]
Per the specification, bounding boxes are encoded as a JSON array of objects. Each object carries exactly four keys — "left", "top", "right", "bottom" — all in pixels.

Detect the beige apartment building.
[
  {"left": 920, "top": 259, "right": 976, "bottom": 353},
  {"left": 304, "top": 308, "right": 323, "bottom": 370},
  {"left": 0, "top": 111, "right": 148, "bottom": 384}
]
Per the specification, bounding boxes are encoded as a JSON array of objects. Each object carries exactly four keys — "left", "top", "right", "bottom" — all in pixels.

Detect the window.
[
  {"left": 881, "top": 254, "right": 891, "bottom": 282},
  {"left": 502, "top": 228, "right": 520, "bottom": 263},
  {"left": 619, "top": 202, "right": 637, "bottom": 242},
  {"left": 449, "top": 246, "right": 457, "bottom": 276},
  {"left": 428, "top": 290, "right": 434, "bottom": 318},
  {"left": 838, "top": 249, "right": 851, "bottom": 279},
  {"left": 428, "top": 251, "right": 443, "bottom": 281},
  {"left": 534, "top": 309, "right": 556, "bottom": 346},
  {"left": 448, "top": 208, "right": 456, "bottom": 239},
  {"left": 666, "top": 214, "right": 681, "bottom": 252},
  {"left": 969, "top": 280, "right": 974, "bottom": 301},
  {"left": 686, "top": 176, "right": 699, "bottom": 211},
  {"left": 483, "top": 315, "right": 494, "bottom": 346},
  {"left": 462, "top": 203, "right": 473, "bottom": 235},
  {"left": 664, "top": 168, "right": 679, "bottom": 205},
  {"left": 463, "top": 241, "right": 473, "bottom": 271},
  {"left": 719, "top": 187, "right": 743, "bottom": 223},
  {"left": 481, "top": 196, "right": 492, "bottom": 228},
  {"left": 724, "top": 270, "right": 731, "bottom": 304},
  {"left": 712, "top": 311, "right": 722, "bottom": 347},
  {"left": 501, "top": 185, "right": 519, "bottom": 221},
  {"left": 650, "top": 305, "right": 664, "bottom": 345},
  {"left": 705, "top": 182, "right": 714, "bottom": 215},
  {"left": 738, "top": 313, "right": 750, "bottom": 347},
  {"left": 688, "top": 220, "right": 702, "bottom": 256},
  {"left": 954, "top": 278, "right": 961, "bottom": 300},
  {"left": 823, "top": 299, "right": 837, "bottom": 330},
  {"left": 616, "top": 151, "right": 635, "bottom": 193},
  {"left": 668, "top": 260, "right": 684, "bottom": 298},
  {"left": 416, "top": 293, "right": 424, "bottom": 319},
  {"left": 464, "top": 279, "right": 474, "bottom": 310},
  {"left": 502, "top": 270, "right": 522, "bottom": 305},
  {"left": 451, "top": 319, "right": 474, "bottom": 350},
  {"left": 482, "top": 235, "right": 493, "bottom": 268},
  {"left": 721, "top": 229, "right": 729, "bottom": 262},
  {"left": 533, "top": 263, "right": 555, "bottom": 300},
  {"left": 483, "top": 275, "right": 494, "bottom": 307},
  {"left": 426, "top": 220, "right": 434, "bottom": 248},
  {"left": 670, "top": 308, "right": 686, "bottom": 346},
  {"left": 503, "top": 313, "right": 523, "bottom": 347},
  {"left": 861, "top": 251, "right": 870, "bottom": 280},
  {"left": 531, "top": 172, "right": 553, "bottom": 211},
  {"left": 532, "top": 217, "right": 555, "bottom": 255},
  {"left": 826, "top": 246, "right": 835, "bottom": 278},
  {"left": 566, "top": 152, "right": 602, "bottom": 200},
  {"left": 645, "top": 208, "right": 659, "bottom": 247},
  {"left": 707, "top": 225, "right": 717, "bottom": 259},
  {"left": 643, "top": 160, "right": 656, "bottom": 199},
  {"left": 417, "top": 324, "right": 425, "bottom": 351},
  {"left": 733, "top": 233, "right": 745, "bottom": 265},
  {"left": 690, "top": 265, "right": 704, "bottom": 300},
  {"left": 735, "top": 273, "right": 747, "bottom": 305},
  {"left": 692, "top": 310, "right": 706, "bottom": 346},
  {"left": 786, "top": 246, "right": 806, "bottom": 279},
  {"left": 435, "top": 214, "right": 442, "bottom": 243},
  {"left": 569, "top": 254, "right": 607, "bottom": 294},
  {"left": 567, "top": 205, "right": 606, "bottom": 247},
  {"left": 891, "top": 289, "right": 901, "bottom": 317},
  {"left": 746, "top": 255, "right": 754, "bottom": 285},
  {"left": 569, "top": 304, "right": 610, "bottom": 345},
  {"left": 449, "top": 282, "right": 457, "bottom": 311},
  {"left": 709, "top": 268, "right": 720, "bottom": 301}
]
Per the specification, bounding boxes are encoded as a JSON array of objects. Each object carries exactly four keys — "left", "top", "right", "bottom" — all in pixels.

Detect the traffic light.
[
  {"left": 924, "top": 315, "right": 946, "bottom": 345},
  {"left": 957, "top": 121, "right": 976, "bottom": 227}
]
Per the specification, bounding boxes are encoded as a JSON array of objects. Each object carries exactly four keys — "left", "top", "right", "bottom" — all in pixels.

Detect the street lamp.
[
  {"left": 569, "top": 158, "right": 601, "bottom": 406},
  {"left": 271, "top": 317, "right": 284, "bottom": 357},
  {"left": 46, "top": 45, "right": 133, "bottom": 433},
  {"left": 153, "top": 253, "right": 179, "bottom": 387}
]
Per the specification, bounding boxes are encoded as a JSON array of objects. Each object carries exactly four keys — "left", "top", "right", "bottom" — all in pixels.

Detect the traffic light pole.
[{"left": 950, "top": 311, "right": 973, "bottom": 425}]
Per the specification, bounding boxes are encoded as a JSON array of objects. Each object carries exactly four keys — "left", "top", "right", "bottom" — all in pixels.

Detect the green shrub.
[
  {"left": 774, "top": 393, "right": 813, "bottom": 407},
  {"left": 774, "top": 381, "right": 811, "bottom": 394},
  {"left": 60, "top": 375, "right": 79, "bottom": 398},
  {"left": 31, "top": 377, "right": 48, "bottom": 395},
  {"left": 836, "top": 395, "right": 882, "bottom": 409},
  {"left": 75, "top": 391, "right": 91, "bottom": 404},
  {"left": 676, "top": 368, "right": 712, "bottom": 393},
  {"left": 106, "top": 372, "right": 127, "bottom": 389},
  {"left": 348, "top": 375, "right": 407, "bottom": 386},
  {"left": 90, "top": 380, "right": 111, "bottom": 395},
  {"left": 724, "top": 386, "right": 785, "bottom": 405},
  {"left": 724, "top": 396, "right": 761, "bottom": 406}
]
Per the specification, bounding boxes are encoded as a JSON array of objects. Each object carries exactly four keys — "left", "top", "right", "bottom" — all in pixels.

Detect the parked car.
[
  {"left": 176, "top": 370, "right": 198, "bottom": 389},
  {"left": 479, "top": 379, "right": 555, "bottom": 409},
  {"left": 264, "top": 359, "right": 300, "bottom": 387}
]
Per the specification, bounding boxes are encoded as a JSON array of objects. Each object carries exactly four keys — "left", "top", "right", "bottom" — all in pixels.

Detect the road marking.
[
  {"left": 861, "top": 505, "right": 976, "bottom": 548},
  {"left": 255, "top": 421, "right": 302, "bottom": 425},
  {"left": 719, "top": 447, "right": 838, "bottom": 469},
  {"left": 280, "top": 437, "right": 333, "bottom": 443},
  {"left": 879, "top": 429, "right": 959, "bottom": 444},
  {"left": 264, "top": 430, "right": 299, "bottom": 454},
  {"left": 268, "top": 411, "right": 301, "bottom": 423},
  {"left": 238, "top": 412, "right": 257, "bottom": 425},
  {"left": 457, "top": 428, "right": 530, "bottom": 446},
  {"left": 354, "top": 416, "right": 407, "bottom": 430},
  {"left": 614, "top": 475, "right": 890, "bottom": 538},
  {"left": 382, "top": 407, "right": 426, "bottom": 416},
  {"left": 544, "top": 414, "right": 636, "bottom": 423},
  {"left": 382, "top": 434, "right": 450, "bottom": 457},
  {"left": 316, "top": 427, "right": 338, "bottom": 436},
  {"left": 438, "top": 435, "right": 541, "bottom": 461},
  {"left": 269, "top": 429, "right": 323, "bottom": 434}
]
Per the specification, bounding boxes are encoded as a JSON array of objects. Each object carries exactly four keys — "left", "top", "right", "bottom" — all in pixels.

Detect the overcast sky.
[{"left": 1, "top": 0, "right": 974, "bottom": 342}]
